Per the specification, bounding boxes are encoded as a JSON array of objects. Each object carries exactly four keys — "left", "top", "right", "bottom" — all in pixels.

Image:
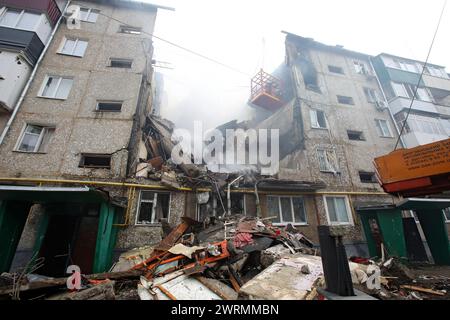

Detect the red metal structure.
[{"left": 250, "top": 69, "right": 283, "bottom": 111}]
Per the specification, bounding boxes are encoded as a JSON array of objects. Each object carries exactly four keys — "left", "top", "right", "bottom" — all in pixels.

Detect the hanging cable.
[
  {"left": 97, "top": 12, "right": 251, "bottom": 77},
  {"left": 393, "top": 0, "right": 447, "bottom": 150}
]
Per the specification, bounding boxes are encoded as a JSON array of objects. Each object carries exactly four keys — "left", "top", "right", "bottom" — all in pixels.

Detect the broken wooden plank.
[
  {"left": 47, "top": 281, "right": 116, "bottom": 300},
  {"left": 400, "top": 285, "right": 446, "bottom": 296}
]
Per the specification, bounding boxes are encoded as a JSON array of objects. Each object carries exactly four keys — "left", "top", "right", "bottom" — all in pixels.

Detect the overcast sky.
[{"left": 144, "top": 0, "right": 449, "bottom": 132}]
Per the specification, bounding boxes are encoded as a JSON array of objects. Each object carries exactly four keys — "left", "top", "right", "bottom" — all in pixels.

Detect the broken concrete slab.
[
  {"left": 153, "top": 274, "right": 223, "bottom": 300},
  {"left": 239, "top": 253, "right": 323, "bottom": 300},
  {"left": 168, "top": 243, "right": 205, "bottom": 259}
]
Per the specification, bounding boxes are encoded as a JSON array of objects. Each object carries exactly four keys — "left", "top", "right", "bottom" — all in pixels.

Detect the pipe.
[
  {"left": 254, "top": 180, "right": 262, "bottom": 217},
  {"left": 0, "top": 177, "right": 390, "bottom": 196},
  {"left": 227, "top": 175, "right": 243, "bottom": 216},
  {"left": 369, "top": 57, "right": 405, "bottom": 148},
  {"left": 0, "top": 177, "right": 206, "bottom": 192},
  {"left": 0, "top": 1, "right": 72, "bottom": 145}
]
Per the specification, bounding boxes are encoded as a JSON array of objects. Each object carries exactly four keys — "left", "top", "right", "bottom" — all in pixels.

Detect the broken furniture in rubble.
[{"left": 357, "top": 198, "right": 450, "bottom": 265}]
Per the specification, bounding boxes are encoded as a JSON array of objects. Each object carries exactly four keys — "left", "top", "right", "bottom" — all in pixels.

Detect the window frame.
[
  {"left": 358, "top": 171, "right": 377, "bottom": 183},
  {"left": 375, "top": 119, "right": 393, "bottom": 138},
  {"left": 119, "top": 25, "right": 142, "bottom": 35},
  {"left": 135, "top": 191, "right": 172, "bottom": 225},
  {"left": 0, "top": 8, "right": 41, "bottom": 31},
  {"left": 328, "top": 65, "right": 344, "bottom": 75},
  {"left": 310, "top": 109, "right": 327, "bottom": 129},
  {"left": 38, "top": 75, "right": 73, "bottom": 100},
  {"left": 79, "top": 153, "right": 111, "bottom": 169},
  {"left": 14, "top": 123, "right": 55, "bottom": 153},
  {"left": 79, "top": 8, "right": 99, "bottom": 23},
  {"left": 57, "top": 37, "right": 88, "bottom": 57},
  {"left": 347, "top": 130, "right": 365, "bottom": 141},
  {"left": 95, "top": 101, "right": 123, "bottom": 112},
  {"left": 337, "top": 95, "right": 355, "bottom": 105},
  {"left": 317, "top": 148, "right": 340, "bottom": 173},
  {"left": 109, "top": 58, "right": 133, "bottom": 68},
  {"left": 323, "top": 195, "right": 354, "bottom": 226},
  {"left": 266, "top": 195, "right": 308, "bottom": 226}
]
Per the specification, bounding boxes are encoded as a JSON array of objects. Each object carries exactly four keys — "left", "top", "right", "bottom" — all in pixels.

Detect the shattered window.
[
  {"left": 267, "top": 196, "right": 307, "bottom": 225},
  {"left": 16, "top": 124, "right": 55, "bottom": 153},
  {"left": 136, "top": 191, "right": 170, "bottom": 224},
  {"left": 337, "top": 95, "right": 354, "bottom": 105},
  {"left": 310, "top": 109, "right": 327, "bottom": 129},
  {"left": 328, "top": 65, "right": 344, "bottom": 74},
  {"left": 325, "top": 196, "right": 351, "bottom": 225},
  {"left": 317, "top": 149, "right": 339, "bottom": 173}
]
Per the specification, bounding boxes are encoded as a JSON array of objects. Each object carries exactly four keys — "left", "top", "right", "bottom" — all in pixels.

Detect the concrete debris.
[
  {"left": 168, "top": 243, "right": 205, "bottom": 259},
  {"left": 239, "top": 254, "right": 323, "bottom": 300}
]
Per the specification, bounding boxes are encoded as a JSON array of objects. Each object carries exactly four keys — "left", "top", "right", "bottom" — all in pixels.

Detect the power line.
[
  {"left": 96, "top": 12, "right": 252, "bottom": 77},
  {"left": 394, "top": 0, "right": 447, "bottom": 150}
]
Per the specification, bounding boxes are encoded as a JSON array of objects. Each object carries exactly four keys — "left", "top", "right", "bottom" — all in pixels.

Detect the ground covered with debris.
[{"left": 2, "top": 214, "right": 449, "bottom": 300}]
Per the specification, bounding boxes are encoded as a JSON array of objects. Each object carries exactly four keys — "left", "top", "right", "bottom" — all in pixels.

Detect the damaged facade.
[
  {"left": 0, "top": 1, "right": 449, "bottom": 301},
  {"left": 0, "top": 0, "right": 178, "bottom": 276}
]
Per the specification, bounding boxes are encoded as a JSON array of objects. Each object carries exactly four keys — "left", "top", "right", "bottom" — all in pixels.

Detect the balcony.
[
  {"left": 0, "top": 27, "right": 44, "bottom": 65},
  {"left": 388, "top": 96, "right": 438, "bottom": 115},
  {"left": 1, "top": 0, "right": 61, "bottom": 25},
  {"left": 422, "top": 74, "right": 450, "bottom": 92}
]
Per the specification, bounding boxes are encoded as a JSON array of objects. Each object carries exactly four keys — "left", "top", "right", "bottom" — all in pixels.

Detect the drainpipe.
[
  {"left": 0, "top": 1, "right": 71, "bottom": 145},
  {"left": 254, "top": 180, "right": 262, "bottom": 218},
  {"left": 369, "top": 57, "right": 405, "bottom": 148},
  {"left": 227, "top": 175, "right": 243, "bottom": 216}
]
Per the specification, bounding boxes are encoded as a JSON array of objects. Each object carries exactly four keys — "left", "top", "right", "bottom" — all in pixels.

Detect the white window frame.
[
  {"left": 79, "top": 8, "right": 99, "bottom": 23},
  {"left": 267, "top": 195, "right": 308, "bottom": 226},
  {"left": 375, "top": 119, "right": 393, "bottom": 138},
  {"left": 323, "top": 195, "right": 354, "bottom": 226},
  {"left": 0, "top": 8, "right": 41, "bottom": 31},
  {"left": 317, "top": 148, "right": 339, "bottom": 173},
  {"left": 58, "top": 37, "right": 88, "bottom": 57},
  {"left": 135, "top": 191, "right": 171, "bottom": 225},
  {"left": 14, "top": 124, "right": 54, "bottom": 153},
  {"left": 310, "top": 109, "right": 327, "bottom": 129},
  {"left": 38, "top": 75, "right": 73, "bottom": 99}
]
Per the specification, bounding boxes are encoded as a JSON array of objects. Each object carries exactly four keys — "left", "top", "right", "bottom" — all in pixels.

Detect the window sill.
[
  {"left": 378, "top": 135, "right": 394, "bottom": 139},
  {"left": 56, "top": 52, "right": 84, "bottom": 58},
  {"left": 273, "top": 223, "right": 308, "bottom": 227},
  {"left": 37, "top": 95, "right": 68, "bottom": 101},
  {"left": 329, "top": 222, "right": 354, "bottom": 227},
  {"left": 311, "top": 126, "right": 328, "bottom": 131},
  {"left": 135, "top": 223, "right": 162, "bottom": 227},
  {"left": 320, "top": 170, "right": 341, "bottom": 174},
  {"left": 12, "top": 150, "right": 47, "bottom": 154}
]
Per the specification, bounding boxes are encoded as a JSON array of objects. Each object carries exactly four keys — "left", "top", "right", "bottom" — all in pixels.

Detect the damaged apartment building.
[
  {"left": 1, "top": 1, "right": 449, "bottom": 280},
  {"left": 0, "top": 0, "right": 179, "bottom": 276}
]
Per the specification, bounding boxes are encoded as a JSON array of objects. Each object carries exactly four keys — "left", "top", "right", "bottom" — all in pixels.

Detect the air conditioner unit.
[{"left": 375, "top": 100, "right": 388, "bottom": 110}]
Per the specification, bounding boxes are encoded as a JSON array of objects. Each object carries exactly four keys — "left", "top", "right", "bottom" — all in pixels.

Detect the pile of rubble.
[
  {"left": 349, "top": 257, "right": 450, "bottom": 300},
  {"left": 0, "top": 215, "right": 322, "bottom": 300}
]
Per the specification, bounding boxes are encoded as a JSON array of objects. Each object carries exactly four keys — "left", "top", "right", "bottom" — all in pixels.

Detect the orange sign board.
[{"left": 374, "top": 138, "right": 450, "bottom": 184}]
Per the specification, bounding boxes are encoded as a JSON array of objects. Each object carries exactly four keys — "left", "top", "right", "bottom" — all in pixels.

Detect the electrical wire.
[
  {"left": 393, "top": 0, "right": 447, "bottom": 150},
  {"left": 96, "top": 12, "right": 252, "bottom": 77}
]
